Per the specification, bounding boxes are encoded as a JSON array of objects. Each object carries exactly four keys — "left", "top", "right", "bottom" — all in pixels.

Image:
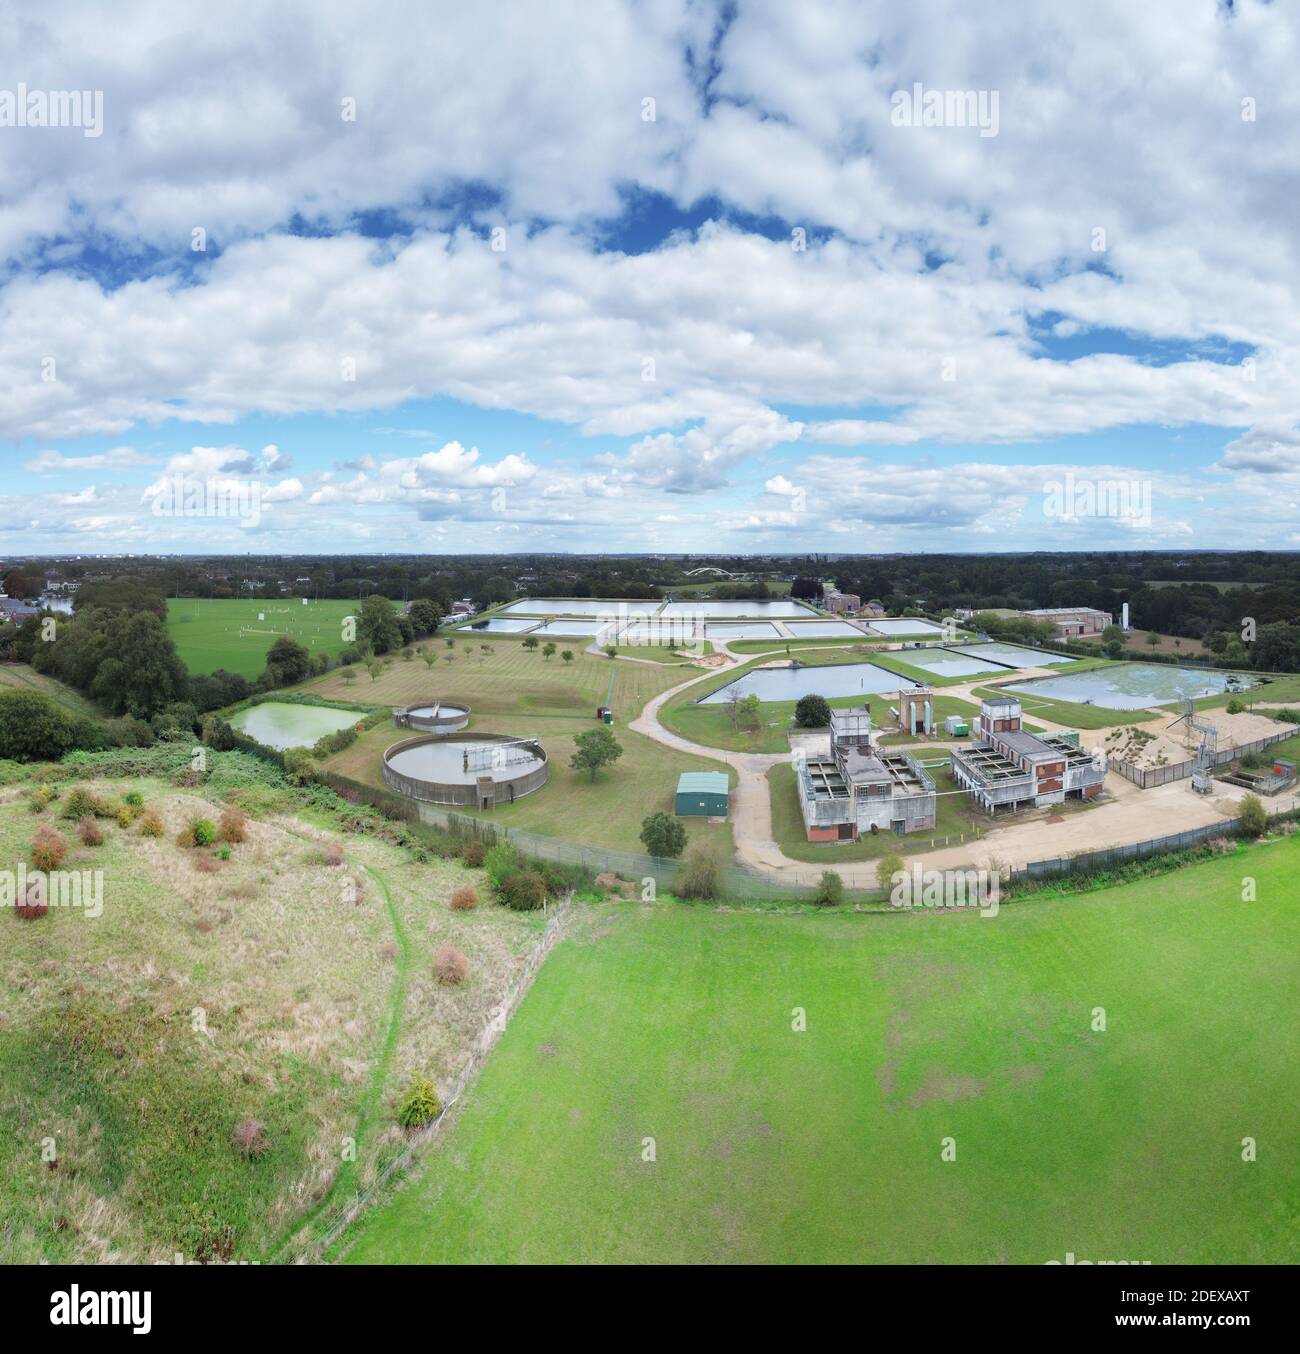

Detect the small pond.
[{"left": 231, "top": 701, "right": 362, "bottom": 750}]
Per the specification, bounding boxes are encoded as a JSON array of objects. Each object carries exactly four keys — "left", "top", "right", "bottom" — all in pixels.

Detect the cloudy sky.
[{"left": 2, "top": 0, "right": 1298, "bottom": 556}]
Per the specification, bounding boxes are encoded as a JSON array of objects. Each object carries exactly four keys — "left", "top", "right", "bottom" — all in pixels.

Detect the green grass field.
[
  {"left": 166, "top": 598, "right": 363, "bottom": 678},
  {"left": 340, "top": 834, "right": 1300, "bottom": 1264},
  {"left": 0, "top": 663, "right": 105, "bottom": 720}
]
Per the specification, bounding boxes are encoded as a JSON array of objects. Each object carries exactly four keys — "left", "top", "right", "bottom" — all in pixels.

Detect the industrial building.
[
  {"left": 950, "top": 696, "right": 1105, "bottom": 812},
  {"left": 1021, "top": 606, "right": 1111, "bottom": 638},
  {"left": 796, "top": 708, "right": 937, "bottom": 841},
  {"left": 823, "top": 588, "right": 861, "bottom": 614},
  {"left": 675, "top": 771, "right": 730, "bottom": 817}
]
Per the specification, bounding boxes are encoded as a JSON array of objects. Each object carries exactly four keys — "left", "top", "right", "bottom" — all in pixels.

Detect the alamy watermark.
[
  {"left": 2, "top": 864, "right": 103, "bottom": 918},
  {"left": 889, "top": 864, "right": 1000, "bottom": 916},
  {"left": 891, "top": 82, "right": 999, "bottom": 137},
  {"left": 1042, "top": 471, "right": 1152, "bottom": 528},
  {"left": 148, "top": 475, "right": 266, "bottom": 529},
  {"left": 0, "top": 84, "right": 103, "bottom": 137}
]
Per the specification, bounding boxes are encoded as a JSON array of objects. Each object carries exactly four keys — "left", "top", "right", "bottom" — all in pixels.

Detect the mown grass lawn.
[
  {"left": 166, "top": 597, "right": 363, "bottom": 678},
  {"left": 340, "top": 834, "right": 1300, "bottom": 1264},
  {"left": 323, "top": 713, "right": 734, "bottom": 857}
]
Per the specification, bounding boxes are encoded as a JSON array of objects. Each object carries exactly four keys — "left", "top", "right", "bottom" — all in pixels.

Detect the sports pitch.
[
  {"left": 165, "top": 598, "right": 362, "bottom": 678},
  {"left": 342, "top": 836, "right": 1300, "bottom": 1265}
]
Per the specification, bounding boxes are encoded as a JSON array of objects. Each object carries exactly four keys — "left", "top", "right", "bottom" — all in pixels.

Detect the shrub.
[
  {"left": 639, "top": 811, "right": 687, "bottom": 858},
  {"left": 461, "top": 838, "right": 486, "bottom": 868},
  {"left": 26, "top": 784, "right": 54, "bottom": 814},
  {"left": 322, "top": 842, "right": 346, "bottom": 867},
  {"left": 114, "top": 802, "right": 138, "bottom": 828},
  {"left": 794, "top": 694, "right": 832, "bottom": 728},
  {"left": 179, "top": 816, "right": 216, "bottom": 849},
  {"left": 218, "top": 806, "right": 248, "bottom": 844},
  {"left": 62, "top": 785, "right": 109, "bottom": 820},
  {"left": 449, "top": 885, "right": 479, "bottom": 911},
  {"left": 396, "top": 1076, "right": 441, "bottom": 1130},
  {"left": 434, "top": 944, "right": 470, "bottom": 984},
  {"left": 674, "top": 842, "right": 724, "bottom": 901},
  {"left": 123, "top": 791, "right": 144, "bottom": 808},
  {"left": 138, "top": 810, "right": 164, "bottom": 838},
  {"left": 1226, "top": 697, "right": 1245, "bottom": 715},
  {"left": 282, "top": 747, "right": 318, "bottom": 785},
  {"left": 231, "top": 1117, "right": 269, "bottom": 1158},
  {"left": 878, "top": 851, "right": 906, "bottom": 892},
  {"left": 201, "top": 715, "right": 237, "bottom": 751},
  {"left": 31, "top": 825, "right": 67, "bottom": 872},
  {"left": 1239, "top": 793, "right": 1268, "bottom": 839},
  {"left": 77, "top": 816, "right": 104, "bottom": 847},
  {"left": 500, "top": 869, "right": 546, "bottom": 911},
  {"left": 16, "top": 880, "right": 49, "bottom": 919},
  {"left": 484, "top": 842, "right": 520, "bottom": 890},
  {"left": 812, "top": 870, "right": 844, "bottom": 907}
]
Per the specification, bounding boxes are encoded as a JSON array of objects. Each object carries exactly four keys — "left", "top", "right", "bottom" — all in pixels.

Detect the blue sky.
[{"left": 3, "top": 0, "right": 1298, "bottom": 556}]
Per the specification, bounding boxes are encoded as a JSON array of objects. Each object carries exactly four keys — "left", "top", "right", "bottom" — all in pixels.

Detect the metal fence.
[{"left": 1108, "top": 726, "right": 1295, "bottom": 790}]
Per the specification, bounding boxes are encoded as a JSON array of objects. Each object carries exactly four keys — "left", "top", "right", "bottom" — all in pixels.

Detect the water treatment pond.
[
  {"left": 466, "top": 617, "right": 537, "bottom": 633},
  {"left": 661, "top": 599, "right": 816, "bottom": 618},
  {"left": 865, "top": 618, "right": 949, "bottom": 636},
  {"left": 699, "top": 661, "right": 917, "bottom": 705},
  {"left": 784, "top": 620, "right": 865, "bottom": 637},
  {"left": 387, "top": 738, "right": 545, "bottom": 786},
  {"left": 950, "top": 642, "right": 1077, "bottom": 668},
  {"left": 706, "top": 621, "right": 782, "bottom": 639},
  {"left": 231, "top": 701, "right": 362, "bottom": 750},
  {"left": 1002, "top": 663, "right": 1253, "bottom": 711},
  {"left": 892, "top": 649, "right": 1008, "bottom": 678},
  {"left": 503, "top": 598, "right": 660, "bottom": 617}
]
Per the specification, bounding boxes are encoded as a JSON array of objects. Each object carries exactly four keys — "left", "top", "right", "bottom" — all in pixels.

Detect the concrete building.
[
  {"left": 1021, "top": 606, "right": 1111, "bottom": 638},
  {"left": 796, "top": 708, "right": 937, "bottom": 841},
  {"left": 823, "top": 588, "right": 861, "bottom": 614},
  {"left": 950, "top": 696, "right": 1105, "bottom": 812}
]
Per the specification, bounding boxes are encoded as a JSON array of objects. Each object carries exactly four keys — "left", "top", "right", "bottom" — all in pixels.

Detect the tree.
[
  {"left": 88, "top": 611, "right": 188, "bottom": 718},
  {"left": 1145, "top": 631, "right": 1160, "bottom": 649},
  {"left": 570, "top": 727, "right": 623, "bottom": 782},
  {"left": 542, "top": 642, "right": 557, "bottom": 660},
  {"left": 640, "top": 811, "right": 687, "bottom": 858},
  {"left": 812, "top": 871, "right": 844, "bottom": 907},
  {"left": 357, "top": 594, "right": 402, "bottom": 655},
  {"left": 674, "top": 842, "right": 724, "bottom": 900},
  {"left": 263, "top": 636, "right": 311, "bottom": 687},
  {"left": 1238, "top": 793, "right": 1267, "bottom": 839},
  {"left": 422, "top": 649, "right": 436, "bottom": 670},
  {"left": 737, "top": 693, "right": 761, "bottom": 731},
  {"left": 522, "top": 636, "right": 539, "bottom": 651},
  {"left": 795, "top": 693, "right": 831, "bottom": 728},
  {"left": 561, "top": 649, "right": 574, "bottom": 665},
  {"left": 0, "top": 689, "right": 82, "bottom": 761},
  {"left": 407, "top": 597, "right": 442, "bottom": 637}
]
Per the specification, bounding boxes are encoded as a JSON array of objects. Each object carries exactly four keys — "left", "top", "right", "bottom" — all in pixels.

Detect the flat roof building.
[{"left": 675, "top": 771, "right": 729, "bottom": 817}]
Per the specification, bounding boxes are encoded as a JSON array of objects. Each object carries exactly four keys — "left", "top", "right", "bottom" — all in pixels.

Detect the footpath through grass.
[{"left": 341, "top": 834, "right": 1300, "bottom": 1264}]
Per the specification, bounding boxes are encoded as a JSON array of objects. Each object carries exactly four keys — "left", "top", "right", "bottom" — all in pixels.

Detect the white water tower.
[{"left": 1121, "top": 602, "right": 1130, "bottom": 631}]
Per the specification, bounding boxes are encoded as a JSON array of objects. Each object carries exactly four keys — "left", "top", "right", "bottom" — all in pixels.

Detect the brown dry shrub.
[
  {"left": 231, "top": 1117, "right": 268, "bottom": 1158},
  {"left": 31, "top": 825, "right": 67, "bottom": 872},
  {"left": 218, "top": 806, "right": 248, "bottom": 844},
  {"left": 77, "top": 816, "right": 104, "bottom": 847},
  {"left": 138, "top": 810, "right": 164, "bottom": 837},
  {"left": 322, "top": 842, "right": 346, "bottom": 867},
  {"left": 461, "top": 839, "right": 486, "bottom": 868},
  {"left": 434, "top": 944, "right": 469, "bottom": 985},
  {"left": 17, "top": 881, "right": 49, "bottom": 919},
  {"left": 449, "top": 885, "right": 479, "bottom": 911},
  {"left": 192, "top": 852, "right": 220, "bottom": 874}
]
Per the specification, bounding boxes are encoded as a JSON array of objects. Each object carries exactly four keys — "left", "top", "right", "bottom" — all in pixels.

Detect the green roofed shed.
[{"left": 675, "top": 771, "right": 729, "bottom": 817}]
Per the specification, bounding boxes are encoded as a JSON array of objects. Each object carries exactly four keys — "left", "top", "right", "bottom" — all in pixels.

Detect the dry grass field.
[{"left": 0, "top": 768, "right": 546, "bottom": 1263}]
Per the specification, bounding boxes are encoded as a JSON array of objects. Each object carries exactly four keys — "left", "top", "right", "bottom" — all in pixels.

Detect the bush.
[
  {"left": 114, "top": 801, "right": 139, "bottom": 828},
  {"left": 180, "top": 817, "right": 216, "bottom": 848},
  {"left": 231, "top": 1118, "right": 269, "bottom": 1158},
  {"left": 322, "top": 842, "right": 346, "bottom": 867},
  {"left": 77, "top": 815, "right": 104, "bottom": 847},
  {"left": 0, "top": 689, "right": 83, "bottom": 762},
  {"left": 434, "top": 944, "right": 470, "bottom": 984},
  {"left": 674, "top": 842, "right": 724, "bottom": 901},
  {"left": 123, "top": 790, "right": 144, "bottom": 807},
  {"left": 812, "top": 870, "right": 844, "bottom": 907},
  {"left": 794, "top": 694, "right": 832, "bottom": 728},
  {"left": 461, "top": 838, "right": 486, "bottom": 868},
  {"left": 62, "top": 785, "right": 110, "bottom": 820},
  {"left": 282, "top": 747, "right": 318, "bottom": 786},
  {"left": 218, "top": 806, "right": 248, "bottom": 843},
  {"left": 138, "top": 810, "right": 164, "bottom": 837},
  {"left": 1239, "top": 793, "right": 1268, "bottom": 839},
  {"left": 16, "top": 880, "right": 49, "bottom": 919},
  {"left": 639, "top": 811, "right": 687, "bottom": 858},
  {"left": 877, "top": 851, "right": 906, "bottom": 891},
  {"left": 484, "top": 842, "right": 520, "bottom": 890},
  {"left": 201, "top": 715, "right": 237, "bottom": 751},
  {"left": 396, "top": 1076, "right": 441, "bottom": 1130},
  {"left": 449, "top": 885, "right": 479, "bottom": 911},
  {"left": 1226, "top": 697, "right": 1245, "bottom": 715},
  {"left": 26, "top": 783, "right": 54, "bottom": 814},
  {"left": 31, "top": 825, "right": 68, "bottom": 872},
  {"left": 500, "top": 869, "right": 546, "bottom": 911}
]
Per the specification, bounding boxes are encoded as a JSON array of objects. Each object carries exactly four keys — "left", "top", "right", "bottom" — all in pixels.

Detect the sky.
[{"left": 2, "top": 0, "right": 1299, "bottom": 558}]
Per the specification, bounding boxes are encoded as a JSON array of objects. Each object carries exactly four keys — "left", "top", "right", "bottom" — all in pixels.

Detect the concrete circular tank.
[
  {"left": 392, "top": 700, "right": 471, "bottom": 735},
  {"left": 383, "top": 732, "right": 548, "bottom": 807}
]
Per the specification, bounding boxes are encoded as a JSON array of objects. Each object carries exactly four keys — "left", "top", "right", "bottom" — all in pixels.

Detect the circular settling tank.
[
  {"left": 392, "top": 700, "right": 471, "bottom": 735},
  {"left": 383, "top": 732, "right": 548, "bottom": 807}
]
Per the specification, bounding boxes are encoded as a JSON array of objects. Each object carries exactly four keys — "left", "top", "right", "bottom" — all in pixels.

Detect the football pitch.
[{"left": 165, "top": 598, "right": 362, "bottom": 678}]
